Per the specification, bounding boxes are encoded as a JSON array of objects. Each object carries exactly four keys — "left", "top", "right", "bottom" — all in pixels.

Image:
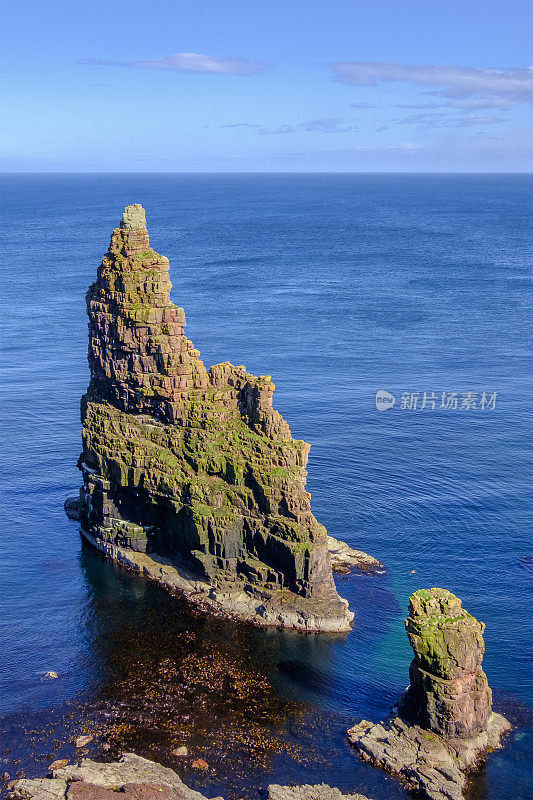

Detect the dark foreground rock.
[
  {"left": 347, "top": 588, "right": 511, "bottom": 800},
  {"left": 64, "top": 497, "right": 81, "bottom": 521},
  {"left": 72, "top": 204, "right": 355, "bottom": 633},
  {"left": 6, "top": 753, "right": 221, "bottom": 800},
  {"left": 5, "top": 754, "right": 375, "bottom": 800}
]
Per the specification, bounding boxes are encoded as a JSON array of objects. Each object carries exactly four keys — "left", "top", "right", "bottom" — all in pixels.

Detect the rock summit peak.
[{"left": 120, "top": 203, "right": 147, "bottom": 230}]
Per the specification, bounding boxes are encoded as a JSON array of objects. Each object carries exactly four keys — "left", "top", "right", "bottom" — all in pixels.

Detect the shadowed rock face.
[
  {"left": 76, "top": 205, "right": 352, "bottom": 631},
  {"left": 401, "top": 588, "right": 492, "bottom": 737}
]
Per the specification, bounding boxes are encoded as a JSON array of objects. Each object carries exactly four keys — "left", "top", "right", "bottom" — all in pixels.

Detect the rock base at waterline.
[
  {"left": 347, "top": 711, "right": 511, "bottom": 800},
  {"left": 80, "top": 526, "right": 354, "bottom": 633},
  {"left": 6, "top": 753, "right": 221, "bottom": 800}
]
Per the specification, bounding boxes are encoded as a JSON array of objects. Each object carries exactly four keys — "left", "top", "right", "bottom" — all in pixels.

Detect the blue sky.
[{"left": 1, "top": 0, "right": 532, "bottom": 171}]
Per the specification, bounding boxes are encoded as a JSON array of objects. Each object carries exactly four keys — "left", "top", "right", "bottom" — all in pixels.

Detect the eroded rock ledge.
[
  {"left": 347, "top": 589, "right": 511, "bottom": 800},
  {"left": 326, "top": 536, "right": 383, "bottom": 575},
  {"left": 71, "top": 205, "right": 357, "bottom": 632},
  {"left": 268, "top": 784, "right": 373, "bottom": 799}
]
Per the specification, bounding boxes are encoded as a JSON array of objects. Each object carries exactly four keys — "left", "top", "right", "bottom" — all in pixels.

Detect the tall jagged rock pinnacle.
[
  {"left": 75, "top": 204, "right": 353, "bottom": 631},
  {"left": 401, "top": 587, "right": 492, "bottom": 737}
]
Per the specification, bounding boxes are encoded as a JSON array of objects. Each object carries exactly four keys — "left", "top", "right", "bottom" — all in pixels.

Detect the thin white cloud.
[
  {"left": 444, "top": 96, "right": 519, "bottom": 110},
  {"left": 329, "top": 62, "right": 533, "bottom": 109},
  {"left": 300, "top": 118, "right": 354, "bottom": 133},
  {"left": 392, "top": 103, "right": 443, "bottom": 109},
  {"left": 265, "top": 124, "right": 297, "bottom": 135},
  {"left": 399, "top": 112, "right": 504, "bottom": 130},
  {"left": 273, "top": 127, "right": 533, "bottom": 163},
  {"left": 221, "top": 118, "right": 355, "bottom": 134},
  {"left": 221, "top": 123, "right": 263, "bottom": 129},
  {"left": 80, "top": 52, "right": 272, "bottom": 76},
  {"left": 304, "top": 142, "right": 426, "bottom": 154}
]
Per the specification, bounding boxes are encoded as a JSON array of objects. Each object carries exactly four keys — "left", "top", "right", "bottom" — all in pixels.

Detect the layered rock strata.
[
  {"left": 347, "top": 589, "right": 511, "bottom": 800},
  {"left": 73, "top": 204, "right": 353, "bottom": 632}
]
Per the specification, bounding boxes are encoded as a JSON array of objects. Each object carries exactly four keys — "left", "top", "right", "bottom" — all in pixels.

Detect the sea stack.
[
  {"left": 348, "top": 589, "right": 510, "bottom": 800},
  {"left": 70, "top": 204, "right": 353, "bottom": 632},
  {"left": 401, "top": 588, "right": 492, "bottom": 737}
]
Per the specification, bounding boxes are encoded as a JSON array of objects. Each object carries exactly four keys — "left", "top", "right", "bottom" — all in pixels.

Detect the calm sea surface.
[{"left": 0, "top": 174, "right": 531, "bottom": 799}]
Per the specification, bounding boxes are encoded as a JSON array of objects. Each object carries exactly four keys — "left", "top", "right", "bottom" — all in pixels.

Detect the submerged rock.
[
  {"left": 48, "top": 760, "right": 69, "bottom": 773},
  {"left": 72, "top": 205, "right": 354, "bottom": 632},
  {"left": 75, "top": 735, "right": 94, "bottom": 748},
  {"left": 347, "top": 588, "right": 511, "bottom": 800}
]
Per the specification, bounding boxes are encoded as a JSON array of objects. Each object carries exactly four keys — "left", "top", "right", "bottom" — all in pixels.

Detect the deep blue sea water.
[{"left": 0, "top": 174, "right": 531, "bottom": 799}]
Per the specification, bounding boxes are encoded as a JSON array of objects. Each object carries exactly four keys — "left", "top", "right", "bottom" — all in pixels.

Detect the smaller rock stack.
[
  {"left": 401, "top": 588, "right": 492, "bottom": 737},
  {"left": 347, "top": 588, "right": 510, "bottom": 800}
]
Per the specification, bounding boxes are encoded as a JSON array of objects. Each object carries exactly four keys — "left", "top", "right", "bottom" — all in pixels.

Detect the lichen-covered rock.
[
  {"left": 75, "top": 205, "right": 353, "bottom": 632},
  {"left": 401, "top": 588, "right": 492, "bottom": 737},
  {"left": 6, "top": 755, "right": 374, "bottom": 800}
]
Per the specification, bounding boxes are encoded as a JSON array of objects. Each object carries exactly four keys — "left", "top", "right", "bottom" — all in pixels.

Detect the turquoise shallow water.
[{"left": 0, "top": 174, "right": 531, "bottom": 798}]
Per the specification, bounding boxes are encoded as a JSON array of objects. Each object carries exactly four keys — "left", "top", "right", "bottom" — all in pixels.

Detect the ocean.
[{"left": 0, "top": 174, "right": 531, "bottom": 799}]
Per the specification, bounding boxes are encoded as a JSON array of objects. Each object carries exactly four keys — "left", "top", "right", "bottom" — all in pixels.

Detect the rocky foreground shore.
[{"left": 6, "top": 753, "right": 374, "bottom": 800}]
